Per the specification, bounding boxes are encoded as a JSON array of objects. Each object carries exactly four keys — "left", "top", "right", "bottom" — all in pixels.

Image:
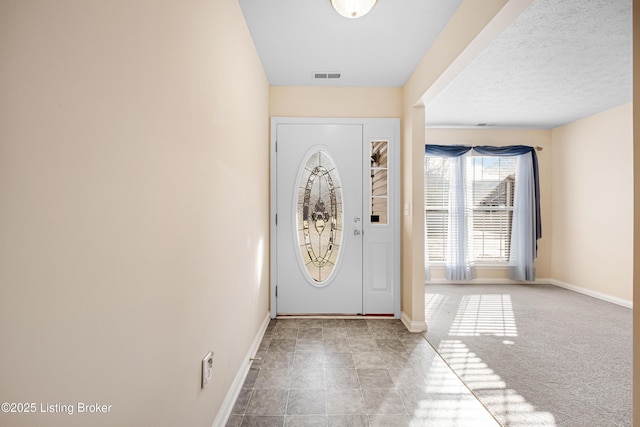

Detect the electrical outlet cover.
[{"left": 202, "top": 351, "right": 213, "bottom": 388}]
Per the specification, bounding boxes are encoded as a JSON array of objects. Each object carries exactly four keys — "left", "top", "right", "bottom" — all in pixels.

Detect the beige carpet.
[{"left": 423, "top": 283, "right": 632, "bottom": 427}]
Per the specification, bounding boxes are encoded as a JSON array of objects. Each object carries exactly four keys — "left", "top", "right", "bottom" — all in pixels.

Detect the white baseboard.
[
  {"left": 426, "top": 278, "right": 550, "bottom": 285},
  {"left": 401, "top": 311, "right": 427, "bottom": 333},
  {"left": 425, "top": 278, "right": 632, "bottom": 309},
  {"left": 212, "top": 311, "right": 271, "bottom": 427},
  {"left": 550, "top": 279, "right": 633, "bottom": 309}
]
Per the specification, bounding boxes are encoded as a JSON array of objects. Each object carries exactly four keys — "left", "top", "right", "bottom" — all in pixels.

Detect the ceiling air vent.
[{"left": 314, "top": 72, "right": 341, "bottom": 80}]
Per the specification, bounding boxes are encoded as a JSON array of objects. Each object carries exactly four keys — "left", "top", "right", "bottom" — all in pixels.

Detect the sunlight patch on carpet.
[
  {"left": 449, "top": 294, "right": 518, "bottom": 337},
  {"left": 437, "top": 339, "right": 557, "bottom": 426}
]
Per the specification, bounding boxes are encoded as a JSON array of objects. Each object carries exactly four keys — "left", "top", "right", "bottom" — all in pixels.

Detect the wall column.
[{"left": 400, "top": 105, "right": 427, "bottom": 332}]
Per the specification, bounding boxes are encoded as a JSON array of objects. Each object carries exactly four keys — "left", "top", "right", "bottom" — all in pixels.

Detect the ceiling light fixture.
[{"left": 330, "top": 0, "right": 378, "bottom": 19}]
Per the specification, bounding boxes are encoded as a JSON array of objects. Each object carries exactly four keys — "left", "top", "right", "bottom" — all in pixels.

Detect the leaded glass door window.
[{"left": 297, "top": 150, "right": 343, "bottom": 284}]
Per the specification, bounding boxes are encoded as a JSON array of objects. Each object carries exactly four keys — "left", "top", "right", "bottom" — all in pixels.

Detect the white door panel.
[{"left": 276, "top": 124, "right": 363, "bottom": 314}]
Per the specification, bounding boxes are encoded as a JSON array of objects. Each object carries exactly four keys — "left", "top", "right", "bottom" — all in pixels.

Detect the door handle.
[
  {"left": 353, "top": 229, "right": 361, "bottom": 236},
  {"left": 354, "top": 216, "right": 361, "bottom": 223}
]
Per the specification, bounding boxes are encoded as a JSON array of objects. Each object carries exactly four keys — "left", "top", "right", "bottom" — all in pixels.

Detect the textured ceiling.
[
  {"left": 238, "top": 0, "right": 463, "bottom": 87},
  {"left": 238, "top": 0, "right": 632, "bottom": 129},
  {"left": 426, "top": 0, "right": 632, "bottom": 129}
]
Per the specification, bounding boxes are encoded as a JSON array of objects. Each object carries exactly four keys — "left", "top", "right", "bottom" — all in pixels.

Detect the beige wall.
[
  {"left": 269, "top": 86, "right": 402, "bottom": 118},
  {"left": 551, "top": 103, "right": 633, "bottom": 302},
  {"left": 424, "top": 128, "right": 553, "bottom": 280},
  {"left": 0, "top": 1, "right": 269, "bottom": 426},
  {"left": 633, "top": 1, "right": 639, "bottom": 423}
]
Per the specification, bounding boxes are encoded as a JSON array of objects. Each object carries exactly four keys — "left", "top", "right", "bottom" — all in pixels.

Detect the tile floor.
[{"left": 227, "top": 318, "right": 498, "bottom": 427}]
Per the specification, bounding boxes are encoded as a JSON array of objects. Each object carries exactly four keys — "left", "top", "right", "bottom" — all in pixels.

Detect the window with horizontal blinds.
[
  {"left": 424, "top": 157, "right": 450, "bottom": 262},
  {"left": 425, "top": 155, "right": 516, "bottom": 263}
]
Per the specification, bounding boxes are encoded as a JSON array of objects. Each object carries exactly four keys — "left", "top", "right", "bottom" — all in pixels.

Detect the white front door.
[
  {"left": 275, "top": 123, "right": 363, "bottom": 314},
  {"left": 271, "top": 117, "right": 401, "bottom": 318}
]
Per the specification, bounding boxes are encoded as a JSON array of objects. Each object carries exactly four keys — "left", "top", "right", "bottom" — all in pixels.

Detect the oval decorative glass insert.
[{"left": 297, "top": 150, "right": 343, "bottom": 284}]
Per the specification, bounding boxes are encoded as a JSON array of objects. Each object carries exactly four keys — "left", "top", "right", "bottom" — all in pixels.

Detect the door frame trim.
[{"left": 270, "top": 117, "right": 400, "bottom": 319}]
